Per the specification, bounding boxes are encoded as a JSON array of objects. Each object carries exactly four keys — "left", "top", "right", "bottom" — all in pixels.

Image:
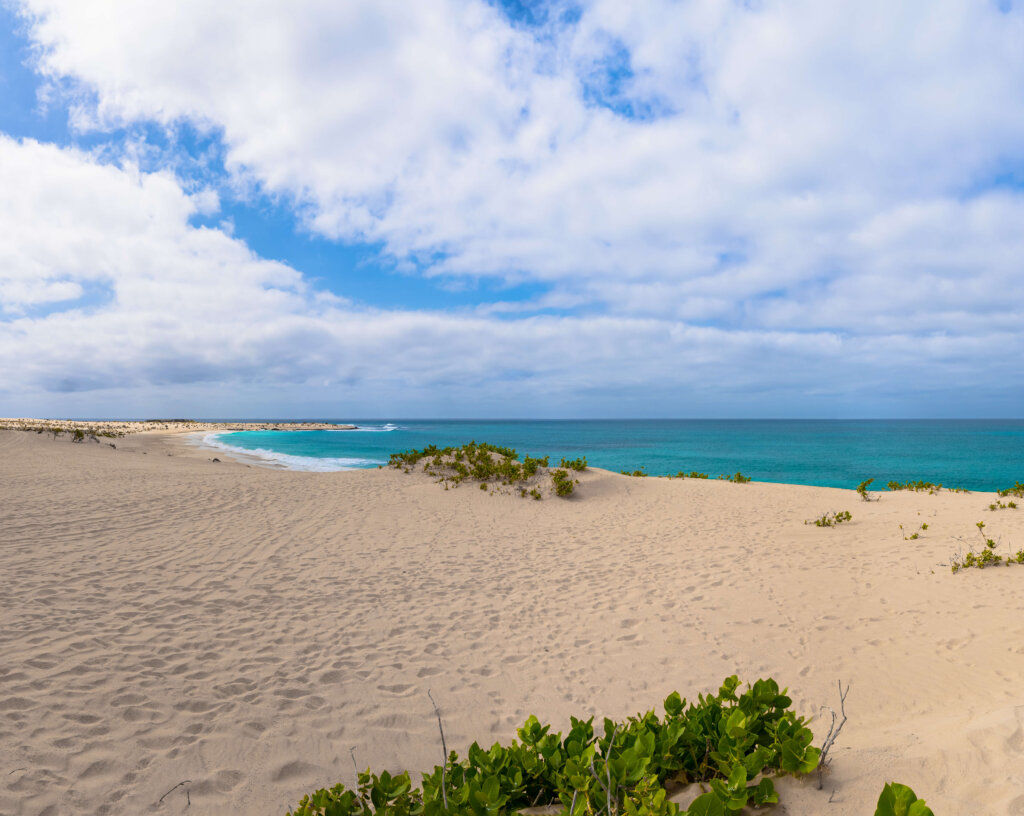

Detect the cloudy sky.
[{"left": 1, "top": 0, "right": 1022, "bottom": 418}]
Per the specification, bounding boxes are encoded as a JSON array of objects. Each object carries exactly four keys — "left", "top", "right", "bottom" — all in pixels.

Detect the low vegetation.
[
  {"left": 899, "top": 523, "right": 927, "bottom": 541},
  {"left": 856, "top": 478, "right": 875, "bottom": 502},
  {"left": 949, "top": 520, "right": 1024, "bottom": 573},
  {"left": 288, "top": 675, "right": 932, "bottom": 816},
  {"left": 719, "top": 472, "right": 751, "bottom": 484},
  {"left": 874, "top": 782, "right": 933, "bottom": 816},
  {"left": 390, "top": 442, "right": 576, "bottom": 499},
  {"left": 997, "top": 482, "right": 1024, "bottom": 498},
  {"left": 550, "top": 469, "right": 577, "bottom": 497},
  {"left": 289, "top": 676, "right": 823, "bottom": 816},
  {"left": 668, "top": 471, "right": 709, "bottom": 480},
  {"left": 988, "top": 499, "right": 1018, "bottom": 511},
  {"left": 886, "top": 480, "right": 970, "bottom": 495},
  {"left": 807, "top": 510, "right": 852, "bottom": 528}
]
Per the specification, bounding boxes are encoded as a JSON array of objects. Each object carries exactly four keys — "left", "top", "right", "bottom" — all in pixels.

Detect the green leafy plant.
[
  {"left": 873, "top": 782, "right": 934, "bottom": 816},
  {"left": 887, "top": 480, "right": 942, "bottom": 494},
  {"left": 559, "top": 457, "right": 588, "bottom": 472},
  {"left": 71, "top": 428, "right": 85, "bottom": 443},
  {"left": 808, "top": 511, "right": 852, "bottom": 528},
  {"left": 621, "top": 468, "right": 648, "bottom": 477},
  {"left": 899, "top": 523, "right": 927, "bottom": 541},
  {"left": 950, "top": 520, "right": 1022, "bottom": 573},
  {"left": 390, "top": 442, "right": 562, "bottom": 497},
  {"left": 988, "top": 500, "right": 1018, "bottom": 510},
  {"left": 856, "top": 478, "right": 876, "bottom": 502},
  {"left": 551, "top": 469, "right": 576, "bottom": 497},
  {"left": 287, "top": 677, "right": 825, "bottom": 816},
  {"left": 997, "top": 481, "right": 1024, "bottom": 498},
  {"left": 669, "top": 471, "right": 709, "bottom": 480},
  {"left": 719, "top": 472, "right": 751, "bottom": 484}
]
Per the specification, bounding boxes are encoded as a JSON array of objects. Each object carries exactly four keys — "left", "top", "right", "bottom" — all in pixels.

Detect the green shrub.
[
  {"left": 71, "top": 429, "right": 85, "bottom": 443},
  {"left": 856, "top": 478, "right": 875, "bottom": 501},
  {"left": 390, "top": 443, "right": 551, "bottom": 491},
  {"left": 559, "top": 456, "right": 588, "bottom": 471},
  {"left": 874, "top": 782, "right": 934, "bottom": 816},
  {"left": 897, "top": 522, "right": 929, "bottom": 540},
  {"left": 997, "top": 481, "right": 1024, "bottom": 498},
  {"left": 720, "top": 472, "right": 751, "bottom": 484},
  {"left": 808, "top": 511, "right": 852, "bottom": 528},
  {"left": 887, "top": 480, "right": 942, "bottom": 494},
  {"left": 551, "top": 469, "right": 575, "bottom": 497},
  {"left": 287, "top": 676, "right": 822, "bottom": 816}
]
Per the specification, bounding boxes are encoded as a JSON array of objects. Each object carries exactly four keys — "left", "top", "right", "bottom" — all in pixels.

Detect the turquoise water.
[{"left": 203, "top": 420, "right": 1024, "bottom": 491}]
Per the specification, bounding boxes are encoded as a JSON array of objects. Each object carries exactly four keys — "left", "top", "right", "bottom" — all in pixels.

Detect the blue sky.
[{"left": 1, "top": 0, "right": 1024, "bottom": 418}]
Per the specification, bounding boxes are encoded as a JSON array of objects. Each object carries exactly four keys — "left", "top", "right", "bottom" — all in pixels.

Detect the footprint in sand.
[{"left": 377, "top": 683, "right": 415, "bottom": 696}]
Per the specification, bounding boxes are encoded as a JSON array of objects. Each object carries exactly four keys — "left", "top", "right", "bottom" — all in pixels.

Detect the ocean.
[{"left": 199, "top": 419, "right": 1024, "bottom": 491}]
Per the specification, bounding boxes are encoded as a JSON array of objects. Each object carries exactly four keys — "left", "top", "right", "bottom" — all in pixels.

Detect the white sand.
[{"left": 2, "top": 429, "right": 1023, "bottom": 815}]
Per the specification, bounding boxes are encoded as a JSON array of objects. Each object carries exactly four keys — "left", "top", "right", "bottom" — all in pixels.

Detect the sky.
[{"left": 1, "top": 0, "right": 1023, "bottom": 419}]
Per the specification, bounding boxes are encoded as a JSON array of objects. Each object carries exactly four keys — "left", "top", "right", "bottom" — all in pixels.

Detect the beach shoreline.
[
  {"left": 2, "top": 428, "right": 1023, "bottom": 815},
  {"left": 0, "top": 417, "right": 358, "bottom": 435}
]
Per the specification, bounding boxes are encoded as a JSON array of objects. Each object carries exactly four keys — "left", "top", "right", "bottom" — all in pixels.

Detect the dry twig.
[
  {"left": 817, "top": 680, "right": 850, "bottom": 790},
  {"left": 158, "top": 779, "right": 192, "bottom": 805},
  {"left": 427, "top": 689, "right": 449, "bottom": 810}
]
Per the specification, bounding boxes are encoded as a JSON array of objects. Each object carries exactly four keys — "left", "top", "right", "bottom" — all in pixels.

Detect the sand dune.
[{"left": 2, "top": 429, "right": 1023, "bottom": 815}]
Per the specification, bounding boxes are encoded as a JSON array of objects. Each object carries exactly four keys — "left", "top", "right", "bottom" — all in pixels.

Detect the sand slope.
[{"left": 2, "top": 430, "right": 1023, "bottom": 815}]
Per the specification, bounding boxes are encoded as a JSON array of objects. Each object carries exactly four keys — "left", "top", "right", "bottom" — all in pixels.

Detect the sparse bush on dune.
[
  {"left": 886, "top": 480, "right": 969, "bottom": 495},
  {"left": 807, "top": 510, "right": 852, "bottom": 528},
  {"left": 550, "top": 469, "right": 576, "bottom": 497},
  {"left": 390, "top": 442, "right": 569, "bottom": 499},
  {"left": 997, "top": 481, "right": 1024, "bottom": 498},
  {"left": 949, "top": 520, "right": 1024, "bottom": 573}
]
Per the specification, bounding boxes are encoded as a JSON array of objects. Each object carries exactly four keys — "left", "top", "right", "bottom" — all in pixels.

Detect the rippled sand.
[{"left": 2, "top": 429, "right": 1023, "bottom": 815}]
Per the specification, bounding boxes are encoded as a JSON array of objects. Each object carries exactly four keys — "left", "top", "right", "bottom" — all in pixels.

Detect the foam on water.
[
  {"left": 201, "top": 433, "right": 384, "bottom": 471},
  {"left": 194, "top": 420, "right": 1024, "bottom": 488}
]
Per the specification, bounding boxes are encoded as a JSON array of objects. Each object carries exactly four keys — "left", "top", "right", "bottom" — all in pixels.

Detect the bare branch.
[
  {"left": 427, "top": 689, "right": 449, "bottom": 811},
  {"left": 158, "top": 780, "right": 192, "bottom": 805},
  {"left": 817, "top": 680, "right": 850, "bottom": 790}
]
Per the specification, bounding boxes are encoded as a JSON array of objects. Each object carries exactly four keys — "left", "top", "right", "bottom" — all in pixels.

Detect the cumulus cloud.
[{"left": 4, "top": 1, "right": 1024, "bottom": 414}]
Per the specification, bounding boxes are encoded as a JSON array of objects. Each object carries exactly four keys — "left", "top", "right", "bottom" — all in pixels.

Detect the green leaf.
[
  {"left": 665, "top": 691, "right": 683, "bottom": 717},
  {"left": 874, "top": 782, "right": 934, "bottom": 816},
  {"left": 751, "top": 777, "right": 778, "bottom": 806},
  {"left": 725, "top": 710, "right": 748, "bottom": 739},
  {"left": 685, "top": 792, "right": 726, "bottom": 816}
]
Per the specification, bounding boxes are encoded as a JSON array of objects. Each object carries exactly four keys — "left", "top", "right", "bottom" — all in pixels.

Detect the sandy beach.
[
  {"left": 0, "top": 419, "right": 357, "bottom": 435},
  {"left": 2, "top": 429, "right": 1024, "bottom": 816}
]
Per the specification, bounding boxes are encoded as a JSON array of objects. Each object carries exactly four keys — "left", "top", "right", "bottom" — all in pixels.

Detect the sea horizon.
[{"left": 187, "top": 418, "right": 1024, "bottom": 491}]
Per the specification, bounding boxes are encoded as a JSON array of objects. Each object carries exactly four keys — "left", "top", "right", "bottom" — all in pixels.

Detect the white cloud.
[
  {"left": 4, "top": 1, "right": 1024, "bottom": 414},
  {"left": 5, "top": 134, "right": 1021, "bottom": 416}
]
